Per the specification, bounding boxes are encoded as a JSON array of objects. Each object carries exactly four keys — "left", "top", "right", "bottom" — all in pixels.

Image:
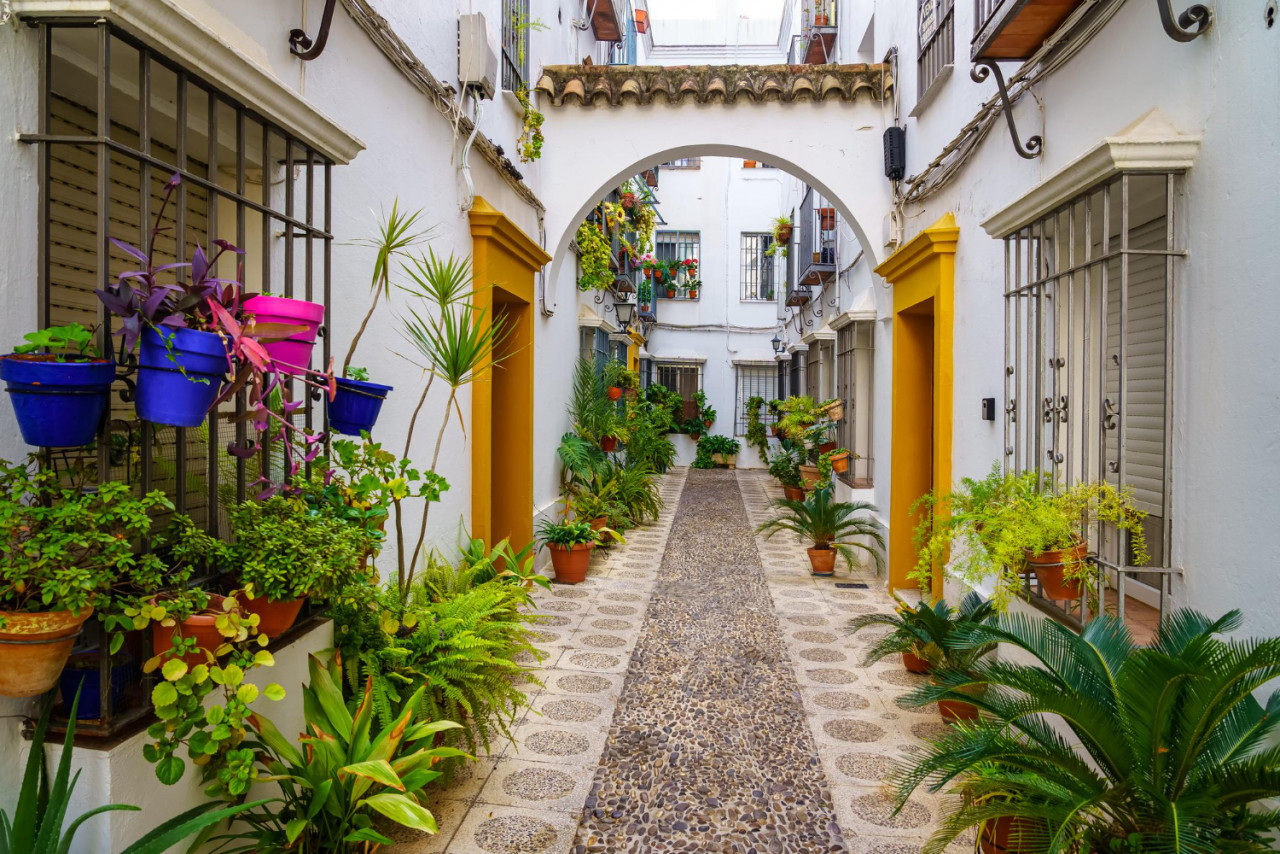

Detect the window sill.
[{"left": 909, "top": 63, "right": 953, "bottom": 118}]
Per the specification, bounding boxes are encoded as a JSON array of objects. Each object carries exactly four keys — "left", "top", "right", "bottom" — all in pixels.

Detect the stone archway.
[{"left": 534, "top": 64, "right": 894, "bottom": 313}]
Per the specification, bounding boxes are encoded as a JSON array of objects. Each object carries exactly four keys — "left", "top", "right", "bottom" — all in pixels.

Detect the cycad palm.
[
  {"left": 895, "top": 609, "right": 1280, "bottom": 853},
  {"left": 847, "top": 591, "right": 997, "bottom": 669},
  {"left": 755, "top": 486, "right": 885, "bottom": 573}
]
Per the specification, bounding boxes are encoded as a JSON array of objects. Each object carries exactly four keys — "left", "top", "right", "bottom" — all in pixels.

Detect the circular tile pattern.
[
  {"left": 526, "top": 729, "right": 591, "bottom": 757},
  {"left": 555, "top": 673, "right": 612, "bottom": 694},
  {"left": 845, "top": 604, "right": 882, "bottom": 614},
  {"left": 789, "top": 615, "right": 831, "bottom": 627},
  {"left": 590, "top": 618, "right": 634, "bottom": 630},
  {"left": 813, "top": 691, "right": 870, "bottom": 712},
  {"left": 851, "top": 792, "right": 931, "bottom": 829},
  {"left": 540, "top": 601, "right": 582, "bottom": 613},
  {"left": 895, "top": 695, "right": 936, "bottom": 713},
  {"left": 807, "top": 668, "right": 857, "bottom": 684},
  {"left": 911, "top": 720, "right": 952, "bottom": 741},
  {"left": 552, "top": 587, "right": 591, "bottom": 599},
  {"left": 538, "top": 616, "right": 573, "bottom": 627},
  {"left": 502, "top": 766, "right": 576, "bottom": 801},
  {"left": 581, "top": 633, "right": 627, "bottom": 649},
  {"left": 596, "top": 605, "right": 638, "bottom": 616},
  {"left": 799, "top": 647, "right": 848, "bottom": 663},
  {"left": 823, "top": 719, "right": 886, "bottom": 744},
  {"left": 568, "top": 652, "right": 621, "bottom": 670},
  {"left": 835, "top": 752, "right": 895, "bottom": 780},
  {"left": 474, "top": 815, "right": 559, "bottom": 853},
  {"left": 528, "top": 631, "right": 560, "bottom": 644},
  {"left": 779, "top": 589, "right": 817, "bottom": 598},
  {"left": 867, "top": 844, "right": 920, "bottom": 854},
  {"left": 793, "top": 630, "right": 839, "bottom": 644},
  {"left": 541, "top": 698, "right": 602, "bottom": 722},
  {"left": 604, "top": 592, "right": 644, "bottom": 603},
  {"left": 879, "top": 669, "right": 928, "bottom": 688}
]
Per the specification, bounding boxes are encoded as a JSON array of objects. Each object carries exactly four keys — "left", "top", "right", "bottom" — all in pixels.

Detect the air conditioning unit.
[{"left": 458, "top": 13, "right": 498, "bottom": 100}]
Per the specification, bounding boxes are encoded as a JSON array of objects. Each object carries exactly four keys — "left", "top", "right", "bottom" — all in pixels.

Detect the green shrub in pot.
[{"left": 756, "top": 485, "right": 885, "bottom": 576}]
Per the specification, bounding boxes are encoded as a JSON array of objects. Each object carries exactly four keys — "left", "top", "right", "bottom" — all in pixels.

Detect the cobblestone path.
[{"left": 571, "top": 468, "right": 847, "bottom": 853}]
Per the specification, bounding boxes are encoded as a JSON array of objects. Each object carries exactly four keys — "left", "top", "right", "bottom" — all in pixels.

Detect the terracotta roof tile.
[{"left": 534, "top": 64, "right": 891, "bottom": 107}]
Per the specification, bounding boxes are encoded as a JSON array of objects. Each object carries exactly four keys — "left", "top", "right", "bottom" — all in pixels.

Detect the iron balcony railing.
[
  {"left": 974, "top": 0, "right": 1001, "bottom": 35},
  {"left": 797, "top": 187, "right": 837, "bottom": 286}
]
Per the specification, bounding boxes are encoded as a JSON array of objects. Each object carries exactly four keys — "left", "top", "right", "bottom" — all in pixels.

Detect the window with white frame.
[
  {"left": 734, "top": 365, "right": 778, "bottom": 436},
  {"left": 1003, "top": 172, "right": 1178, "bottom": 590},
  {"left": 740, "top": 233, "right": 779, "bottom": 301},
  {"left": 836, "top": 321, "right": 874, "bottom": 486}
]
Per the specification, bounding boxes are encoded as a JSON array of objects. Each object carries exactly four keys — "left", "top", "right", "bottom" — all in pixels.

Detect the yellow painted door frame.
[
  {"left": 874, "top": 214, "right": 958, "bottom": 599},
  {"left": 469, "top": 197, "right": 551, "bottom": 551}
]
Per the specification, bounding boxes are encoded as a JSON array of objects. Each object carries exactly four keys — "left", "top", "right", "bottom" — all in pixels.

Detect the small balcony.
[
  {"left": 795, "top": 0, "right": 838, "bottom": 64},
  {"left": 589, "top": 0, "right": 628, "bottom": 42},
  {"left": 797, "top": 188, "right": 837, "bottom": 287},
  {"left": 972, "top": 0, "right": 1089, "bottom": 61}
]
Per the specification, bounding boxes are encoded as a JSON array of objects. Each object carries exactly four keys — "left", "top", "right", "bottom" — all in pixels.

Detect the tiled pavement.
[{"left": 393, "top": 468, "right": 970, "bottom": 854}]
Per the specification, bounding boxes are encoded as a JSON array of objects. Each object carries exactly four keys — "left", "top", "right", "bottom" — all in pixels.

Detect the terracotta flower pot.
[
  {"left": 776, "top": 224, "right": 793, "bottom": 244},
  {"left": 1025, "top": 541, "right": 1087, "bottom": 601},
  {"left": 666, "top": 289, "right": 676, "bottom": 299},
  {"left": 813, "top": 13, "right": 830, "bottom": 26},
  {"left": 980, "top": 817, "right": 1045, "bottom": 854},
  {"left": 799, "top": 464, "right": 821, "bottom": 489},
  {"left": 818, "top": 441, "right": 838, "bottom": 454},
  {"left": 243, "top": 595, "right": 304, "bottom": 639},
  {"left": 743, "top": 160, "right": 757, "bottom": 168},
  {"left": 590, "top": 516, "right": 607, "bottom": 531},
  {"left": 600, "top": 435, "right": 619, "bottom": 453},
  {"left": 819, "top": 207, "right": 836, "bottom": 230},
  {"left": 0, "top": 607, "right": 93, "bottom": 698},
  {"left": 690, "top": 432, "right": 702, "bottom": 442},
  {"left": 783, "top": 485, "right": 806, "bottom": 501},
  {"left": 703, "top": 419, "right": 713, "bottom": 428},
  {"left": 902, "top": 650, "right": 931, "bottom": 674},
  {"left": 640, "top": 303, "right": 650, "bottom": 313},
  {"left": 548, "top": 542, "right": 593, "bottom": 584},
  {"left": 939, "top": 697, "right": 981, "bottom": 724},
  {"left": 771, "top": 425, "right": 781, "bottom": 436},
  {"left": 152, "top": 596, "right": 231, "bottom": 667},
  {"left": 688, "top": 289, "right": 698, "bottom": 299},
  {"left": 830, "top": 451, "right": 850, "bottom": 473},
  {"left": 807, "top": 547, "right": 837, "bottom": 576},
  {"left": 644, "top": 268, "right": 653, "bottom": 279},
  {"left": 607, "top": 386, "right": 623, "bottom": 401}
]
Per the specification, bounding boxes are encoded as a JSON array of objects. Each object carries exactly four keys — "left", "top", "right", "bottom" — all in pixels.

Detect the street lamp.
[
  {"left": 614, "top": 300, "right": 636, "bottom": 328},
  {"left": 771, "top": 334, "right": 782, "bottom": 353}
]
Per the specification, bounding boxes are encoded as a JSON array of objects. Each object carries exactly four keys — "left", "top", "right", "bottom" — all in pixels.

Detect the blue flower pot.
[
  {"left": 59, "top": 652, "right": 135, "bottom": 720},
  {"left": 329, "top": 376, "right": 393, "bottom": 436},
  {"left": 0, "top": 355, "right": 115, "bottom": 447},
  {"left": 136, "top": 327, "right": 228, "bottom": 428}
]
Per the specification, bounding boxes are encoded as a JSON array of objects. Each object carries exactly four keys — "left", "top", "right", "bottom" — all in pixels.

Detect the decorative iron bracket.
[
  {"left": 290, "top": 0, "right": 338, "bottom": 61},
  {"left": 970, "top": 60, "right": 1042, "bottom": 160},
  {"left": 1156, "top": 1, "right": 1213, "bottom": 41}
]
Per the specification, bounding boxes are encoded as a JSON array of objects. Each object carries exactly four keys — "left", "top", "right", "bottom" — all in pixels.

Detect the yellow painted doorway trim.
[
  {"left": 469, "top": 197, "right": 551, "bottom": 552},
  {"left": 874, "top": 214, "right": 958, "bottom": 599}
]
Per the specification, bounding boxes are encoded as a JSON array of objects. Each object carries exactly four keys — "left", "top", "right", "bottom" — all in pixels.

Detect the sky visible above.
[{"left": 645, "top": 0, "right": 784, "bottom": 45}]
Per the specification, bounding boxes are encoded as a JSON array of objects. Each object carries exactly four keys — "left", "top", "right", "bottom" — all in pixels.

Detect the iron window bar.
[
  {"left": 501, "top": 0, "right": 530, "bottom": 92},
  {"left": 740, "top": 233, "right": 778, "bottom": 302},
  {"left": 734, "top": 365, "right": 779, "bottom": 436},
  {"left": 21, "top": 21, "right": 335, "bottom": 737},
  {"left": 918, "top": 0, "right": 955, "bottom": 100}
]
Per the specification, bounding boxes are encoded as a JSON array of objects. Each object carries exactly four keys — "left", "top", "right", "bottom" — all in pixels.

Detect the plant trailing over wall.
[
  {"left": 766, "top": 215, "right": 792, "bottom": 257},
  {"left": 745, "top": 395, "right": 769, "bottom": 459},
  {"left": 895, "top": 609, "right": 1280, "bottom": 853},
  {"left": 516, "top": 87, "right": 545, "bottom": 163},
  {"left": 576, "top": 221, "right": 614, "bottom": 292}
]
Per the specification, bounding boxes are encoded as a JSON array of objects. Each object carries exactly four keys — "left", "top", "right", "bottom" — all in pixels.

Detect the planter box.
[{"left": 711, "top": 453, "right": 737, "bottom": 469}]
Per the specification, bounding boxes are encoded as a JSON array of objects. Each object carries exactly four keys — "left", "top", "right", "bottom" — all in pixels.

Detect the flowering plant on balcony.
[{"left": 681, "top": 258, "right": 699, "bottom": 277}]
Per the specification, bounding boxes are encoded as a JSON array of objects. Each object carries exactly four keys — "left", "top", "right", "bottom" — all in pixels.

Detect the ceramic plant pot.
[
  {"left": 243, "top": 595, "right": 304, "bottom": 639},
  {"left": 807, "top": 547, "right": 837, "bottom": 576},
  {"left": 830, "top": 451, "right": 850, "bottom": 473},
  {"left": 0, "top": 355, "right": 115, "bottom": 447},
  {"left": 979, "top": 817, "right": 1046, "bottom": 854},
  {"left": 600, "top": 435, "right": 618, "bottom": 453},
  {"left": 939, "top": 697, "right": 981, "bottom": 724},
  {"left": 0, "top": 607, "right": 94, "bottom": 698},
  {"left": 548, "top": 542, "right": 593, "bottom": 584},
  {"left": 1025, "top": 541, "right": 1088, "bottom": 601},
  {"left": 243, "top": 294, "right": 325, "bottom": 375},
  {"left": 799, "top": 464, "right": 821, "bottom": 489},
  {"left": 818, "top": 441, "right": 838, "bottom": 454},
  {"left": 329, "top": 376, "right": 393, "bottom": 436},
  {"left": 666, "top": 289, "right": 676, "bottom": 299},
  {"left": 136, "top": 326, "right": 227, "bottom": 427},
  {"left": 607, "top": 386, "right": 623, "bottom": 401},
  {"left": 776, "top": 224, "right": 793, "bottom": 244},
  {"left": 151, "top": 595, "right": 231, "bottom": 668},
  {"left": 902, "top": 649, "right": 931, "bottom": 674},
  {"left": 783, "top": 485, "right": 806, "bottom": 501}
]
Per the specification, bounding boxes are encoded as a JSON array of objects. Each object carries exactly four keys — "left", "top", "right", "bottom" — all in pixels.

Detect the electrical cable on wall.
[{"left": 460, "top": 93, "right": 484, "bottom": 212}]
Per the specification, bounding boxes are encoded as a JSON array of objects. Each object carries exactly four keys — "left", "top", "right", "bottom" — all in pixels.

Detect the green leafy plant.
[
  {"left": 537, "top": 517, "right": 600, "bottom": 548},
  {"left": 456, "top": 533, "right": 550, "bottom": 591},
  {"left": 756, "top": 486, "right": 885, "bottom": 573},
  {"left": 766, "top": 216, "right": 792, "bottom": 257},
  {"left": 576, "top": 221, "right": 614, "bottom": 292},
  {"left": 569, "top": 356, "right": 613, "bottom": 442},
  {"left": 0, "top": 460, "right": 178, "bottom": 653},
  {"left": 696, "top": 434, "right": 740, "bottom": 468},
  {"left": 345, "top": 366, "right": 370, "bottom": 382},
  {"left": 12, "top": 323, "right": 101, "bottom": 360},
  {"left": 895, "top": 609, "right": 1280, "bottom": 854},
  {"left": 515, "top": 87, "right": 545, "bottom": 163},
  {"left": 846, "top": 592, "right": 997, "bottom": 671},
  {"left": 557, "top": 431, "right": 610, "bottom": 517},
  {"left": 207, "top": 652, "right": 466, "bottom": 852},
  {"left": 767, "top": 444, "right": 803, "bottom": 488},
  {"left": 1, "top": 690, "right": 263, "bottom": 854},
  {"left": 745, "top": 396, "right": 769, "bottom": 459},
  {"left": 603, "top": 358, "right": 639, "bottom": 391}
]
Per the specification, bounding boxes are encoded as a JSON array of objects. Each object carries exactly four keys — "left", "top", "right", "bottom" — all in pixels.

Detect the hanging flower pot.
[
  {"left": 776, "top": 223, "right": 794, "bottom": 244},
  {"left": 135, "top": 326, "right": 228, "bottom": 428},
  {"left": 600, "top": 435, "right": 618, "bottom": 453},
  {"left": 242, "top": 595, "right": 305, "bottom": 639},
  {"left": 243, "top": 294, "right": 325, "bottom": 375},
  {"left": 607, "top": 386, "right": 623, "bottom": 401},
  {"left": 0, "top": 355, "right": 115, "bottom": 447},
  {"left": 644, "top": 268, "right": 653, "bottom": 279},
  {"left": 329, "top": 376, "right": 394, "bottom": 436},
  {"left": 1025, "top": 541, "right": 1087, "bottom": 601},
  {"left": 819, "top": 440, "right": 838, "bottom": 454},
  {"left": 620, "top": 192, "right": 636, "bottom": 209},
  {"left": 548, "top": 542, "right": 593, "bottom": 584},
  {"left": 830, "top": 450, "right": 850, "bottom": 473},
  {"left": 807, "top": 547, "right": 836, "bottom": 576},
  {"left": 0, "top": 607, "right": 94, "bottom": 698}
]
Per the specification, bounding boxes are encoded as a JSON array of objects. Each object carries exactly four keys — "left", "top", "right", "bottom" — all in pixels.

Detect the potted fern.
[{"left": 756, "top": 486, "right": 884, "bottom": 577}]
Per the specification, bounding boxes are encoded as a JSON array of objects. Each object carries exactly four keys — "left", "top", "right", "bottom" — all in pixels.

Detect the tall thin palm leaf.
[
  {"left": 569, "top": 356, "right": 611, "bottom": 442},
  {"left": 756, "top": 487, "right": 886, "bottom": 573},
  {"left": 341, "top": 200, "right": 431, "bottom": 374}
]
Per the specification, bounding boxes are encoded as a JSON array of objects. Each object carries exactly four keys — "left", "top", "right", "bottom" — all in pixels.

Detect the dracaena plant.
[{"left": 97, "top": 173, "right": 245, "bottom": 353}]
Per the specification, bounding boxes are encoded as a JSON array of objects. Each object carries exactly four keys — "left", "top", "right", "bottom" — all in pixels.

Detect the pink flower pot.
[{"left": 243, "top": 294, "right": 325, "bottom": 375}]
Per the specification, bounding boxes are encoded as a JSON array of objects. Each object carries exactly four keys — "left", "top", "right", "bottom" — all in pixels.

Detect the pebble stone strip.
[
  {"left": 389, "top": 467, "right": 690, "bottom": 854},
  {"left": 737, "top": 471, "right": 975, "bottom": 854},
  {"left": 573, "top": 468, "right": 848, "bottom": 854}
]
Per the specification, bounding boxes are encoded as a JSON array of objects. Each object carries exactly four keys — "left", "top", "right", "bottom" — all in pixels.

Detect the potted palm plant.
[
  {"left": 0, "top": 461, "right": 175, "bottom": 698},
  {"left": 538, "top": 518, "right": 603, "bottom": 584},
  {"left": 895, "top": 609, "right": 1280, "bottom": 853},
  {"left": 756, "top": 486, "right": 884, "bottom": 576},
  {"left": 0, "top": 325, "right": 115, "bottom": 448}
]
